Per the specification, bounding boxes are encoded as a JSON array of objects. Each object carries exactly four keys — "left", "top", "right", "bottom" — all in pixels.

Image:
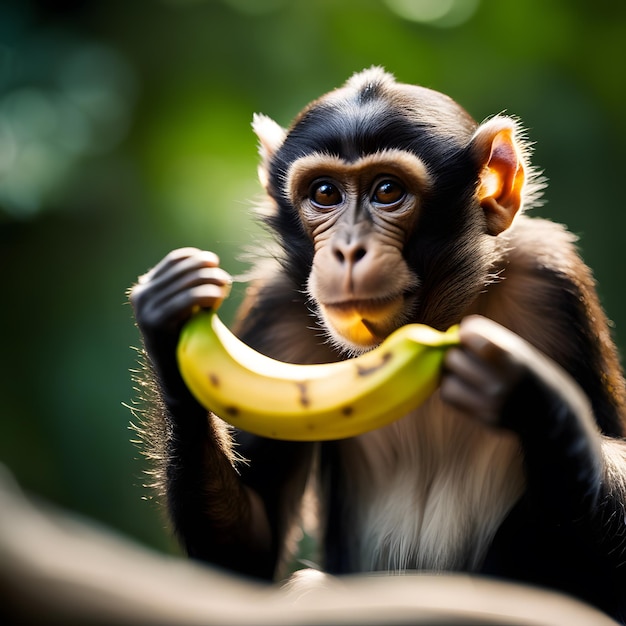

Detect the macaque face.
[{"left": 286, "top": 150, "right": 432, "bottom": 351}]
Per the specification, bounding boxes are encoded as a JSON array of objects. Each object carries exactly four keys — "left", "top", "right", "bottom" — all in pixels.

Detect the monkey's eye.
[
  {"left": 372, "top": 179, "right": 406, "bottom": 207},
  {"left": 310, "top": 180, "right": 343, "bottom": 208}
]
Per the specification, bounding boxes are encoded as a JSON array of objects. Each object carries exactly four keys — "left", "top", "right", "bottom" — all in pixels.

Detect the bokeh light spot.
[{"left": 384, "top": 0, "right": 480, "bottom": 27}]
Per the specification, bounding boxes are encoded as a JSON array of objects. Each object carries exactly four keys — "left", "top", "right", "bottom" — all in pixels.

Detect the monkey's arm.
[
  {"left": 442, "top": 315, "right": 626, "bottom": 618},
  {"left": 130, "top": 248, "right": 285, "bottom": 577},
  {"left": 442, "top": 317, "right": 602, "bottom": 511},
  {"left": 441, "top": 316, "right": 626, "bottom": 556}
]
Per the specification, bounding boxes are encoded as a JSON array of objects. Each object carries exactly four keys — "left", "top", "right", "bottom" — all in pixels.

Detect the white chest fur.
[{"left": 335, "top": 394, "right": 525, "bottom": 573}]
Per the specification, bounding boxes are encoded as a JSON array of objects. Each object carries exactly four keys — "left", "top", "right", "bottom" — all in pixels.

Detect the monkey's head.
[{"left": 253, "top": 68, "right": 538, "bottom": 354}]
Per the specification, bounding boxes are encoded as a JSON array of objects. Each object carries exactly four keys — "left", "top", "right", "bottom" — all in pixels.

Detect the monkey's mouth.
[
  {"left": 321, "top": 296, "right": 407, "bottom": 347},
  {"left": 326, "top": 297, "right": 401, "bottom": 313}
]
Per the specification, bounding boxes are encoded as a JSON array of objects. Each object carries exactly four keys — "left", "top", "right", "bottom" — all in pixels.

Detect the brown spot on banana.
[
  {"left": 296, "top": 381, "right": 311, "bottom": 408},
  {"left": 356, "top": 352, "right": 392, "bottom": 377}
]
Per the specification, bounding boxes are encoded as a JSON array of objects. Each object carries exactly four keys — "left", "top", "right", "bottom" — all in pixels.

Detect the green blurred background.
[{"left": 1, "top": 0, "right": 625, "bottom": 554}]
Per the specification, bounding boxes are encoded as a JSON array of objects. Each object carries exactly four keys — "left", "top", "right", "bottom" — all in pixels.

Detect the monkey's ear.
[
  {"left": 470, "top": 117, "right": 526, "bottom": 236},
  {"left": 252, "top": 113, "right": 287, "bottom": 190}
]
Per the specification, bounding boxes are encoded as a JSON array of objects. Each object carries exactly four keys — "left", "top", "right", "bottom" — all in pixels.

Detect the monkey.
[{"left": 130, "top": 68, "right": 626, "bottom": 622}]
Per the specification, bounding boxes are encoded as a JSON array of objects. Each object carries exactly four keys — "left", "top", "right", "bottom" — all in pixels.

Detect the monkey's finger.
[
  {"left": 133, "top": 266, "right": 232, "bottom": 331},
  {"left": 152, "top": 266, "right": 232, "bottom": 311},
  {"left": 167, "top": 283, "right": 230, "bottom": 320},
  {"left": 133, "top": 263, "right": 231, "bottom": 307},
  {"left": 153, "top": 265, "right": 232, "bottom": 298},
  {"left": 139, "top": 248, "right": 220, "bottom": 284},
  {"left": 141, "top": 283, "right": 229, "bottom": 332},
  {"left": 442, "top": 341, "right": 516, "bottom": 426},
  {"left": 137, "top": 247, "right": 198, "bottom": 283},
  {"left": 136, "top": 252, "right": 230, "bottom": 305},
  {"left": 439, "top": 373, "right": 501, "bottom": 426},
  {"left": 443, "top": 346, "right": 511, "bottom": 411},
  {"left": 443, "top": 346, "right": 503, "bottom": 392},
  {"left": 458, "top": 316, "right": 526, "bottom": 381}
]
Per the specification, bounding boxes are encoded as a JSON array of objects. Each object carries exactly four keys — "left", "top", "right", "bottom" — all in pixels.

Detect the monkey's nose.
[{"left": 332, "top": 242, "right": 367, "bottom": 266}]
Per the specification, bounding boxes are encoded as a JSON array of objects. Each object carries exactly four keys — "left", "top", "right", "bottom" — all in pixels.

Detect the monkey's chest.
[{"left": 330, "top": 401, "right": 524, "bottom": 573}]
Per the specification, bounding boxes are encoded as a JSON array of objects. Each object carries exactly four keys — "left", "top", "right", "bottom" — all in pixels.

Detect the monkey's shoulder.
[
  {"left": 490, "top": 215, "right": 599, "bottom": 320},
  {"left": 502, "top": 215, "right": 586, "bottom": 280},
  {"left": 474, "top": 216, "right": 603, "bottom": 361},
  {"left": 479, "top": 215, "right": 626, "bottom": 423}
]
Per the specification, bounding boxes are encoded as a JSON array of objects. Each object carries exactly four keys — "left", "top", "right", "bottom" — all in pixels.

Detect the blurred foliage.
[{"left": 1, "top": 0, "right": 625, "bottom": 553}]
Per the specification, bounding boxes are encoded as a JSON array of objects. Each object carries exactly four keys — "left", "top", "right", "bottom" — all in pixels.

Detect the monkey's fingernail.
[{"left": 199, "top": 250, "right": 220, "bottom": 266}]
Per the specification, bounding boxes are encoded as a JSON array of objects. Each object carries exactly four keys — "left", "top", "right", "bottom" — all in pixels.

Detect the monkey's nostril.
[{"left": 333, "top": 244, "right": 367, "bottom": 265}]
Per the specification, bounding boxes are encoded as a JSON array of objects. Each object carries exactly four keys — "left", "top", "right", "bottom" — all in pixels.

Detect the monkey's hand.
[
  {"left": 129, "top": 247, "right": 233, "bottom": 413},
  {"left": 441, "top": 315, "right": 603, "bottom": 520}
]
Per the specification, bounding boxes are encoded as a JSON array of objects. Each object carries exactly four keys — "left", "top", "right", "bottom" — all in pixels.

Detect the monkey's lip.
[
  {"left": 321, "top": 296, "right": 406, "bottom": 347},
  {"left": 323, "top": 297, "right": 403, "bottom": 319}
]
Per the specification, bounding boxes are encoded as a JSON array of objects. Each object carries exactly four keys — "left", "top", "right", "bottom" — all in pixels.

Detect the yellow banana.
[{"left": 177, "top": 310, "right": 460, "bottom": 441}]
